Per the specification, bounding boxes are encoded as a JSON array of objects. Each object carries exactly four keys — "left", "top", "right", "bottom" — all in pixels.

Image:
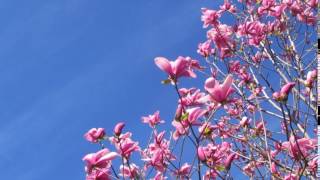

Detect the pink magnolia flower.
[
  {"left": 282, "top": 136, "right": 316, "bottom": 159},
  {"left": 207, "top": 24, "right": 235, "bottom": 58},
  {"left": 224, "top": 153, "right": 237, "bottom": 170},
  {"left": 118, "top": 138, "right": 140, "bottom": 158},
  {"left": 280, "top": 82, "right": 296, "bottom": 95},
  {"left": 305, "top": 69, "right": 317, "bottom": 87},
  {"left": 307, "top": 0, "right": 318, "bottom": 8},
  {"left": 297, "top": 8, "right": 316, "bottom": 25},
  {"left": 84, "top": 128, "right": 105, "bottom": 143},
  {"left": 173, "top": 163, "right": 191, "bottom": 177},
  {"left": 307, "top": 156, "right": 318, "bottom": 174},
  {"left": 119, "top": 164, "right": 139, "bottom": 179},
  {"left": 201, "top": 8, "right": 221, "bottom": 28},
  {"left": 141, "top": 111, "right": 164, "bottom": 128},
  {"left": 172, "top": 107, "right": 206, "bottom": 140},
  {"left": 289, "top": 1, "right": 303, "bottom": 15},
  {"left": 142, "top": 131, "right": 175, "bottom": 172},
  {"left": 197, "top": 142, "right": 232, "bottom": 168},
  {"left": 204, "top": 75, "right": 234, "bottom": 103},
  {"left": 240, "top": 116, "right": 251, "bottom": 127},
  {"left": 220, "top": 0, "right": 236, "bottom": 13},
  {"left": 273, "top": 82, "right": 295, "bottom": 101},
  {"left": 151, "top": 171, "right": 167, "bottom": 180},
  {"left": 109, "top": 132, "right": 140, "bottom": 158},
  {"left": 86, "top": 168, "right": 111, "bottom": 180},
  {"left": 83, "top": 149, "right": 118, "bottom": 174},
  {"left": 284, "top": 173, "right": 298, "bottom": 180},
  {"left": 203, "top": 169, "right": 218, "bottom": 180},
  {"left": 198, "top": 122, "right": 217, "bottom": 138},
  {"left": 154, "top": 56, "right": 199, "bottom": 82},
  {"left": 258, "top": 0, "right": 287, "bottom": 18},
  {"left": 270, "top": 162, "right": 278, "bottom": 174},
  {"left": 114, "top": 122, "right": 125, "bottom": 136},
  {"left": 229, "top": 60, "right": 241, "bottom": 73},
  {"left": 237, "top": 21, "right": 267, "bottom": 46},
  {"left": 178, "top": 88, "right": 205, "bottom": 107},
  {"left": 197, "top": 40, "right": 214, "bottom": 57}
]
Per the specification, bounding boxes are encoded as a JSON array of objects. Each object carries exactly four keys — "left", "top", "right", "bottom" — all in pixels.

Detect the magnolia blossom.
[
  {"left": 173, "top": 163, "right": 191, "bottom": 177},
  {"left": 207, "top": 24, "right": 235, "bottom": 58},
  {"left": 258, "top": 1, "right": 287, "bottom": 18},
  {"left": 114, "top": 122, "right": 125, "bottom": 136},
  {"left": 154, "top": 56, "right": 200, "bottom": 82},
  {"left": 197, "top": 40, "right": 214, "bottom": 57},
  {"left": 220, "top": 0, "right": 236, "bottom": 13},
  {"left": 237, "top": 21, "right": 267, "bottom": 46},
  {"left": 197, "top": 142, "right": 233, "bottom": 169},
  {"left": 201, "top": 8, "right": 221, "bottom": 28},
  {"left": 142, "top": 131, "right": 175, "bottom": 172},
  {"left": 284, "top": 173, "right": 298, "bottom": 180},
  {"left": 83, "top": 149, "right": 118, "bottom": 174},
  {"left": 109, "top": 132, "right": 140, "bottom": 158},
  {"left": 198, "top": 122, "right": 217, "bottom": 139},
  {"left": 86, "top": 168, "right": 110, "bottom": 180},
  {"left": 151, "top": 172, "right": 167, "bottom": 180},
  {"left": 296, "top": 8, "right": 316, "bottom": 25},
  {"left": 204, "top": 75, "right": 234, "bottom": 103},
  {"left": 141, "top": 111, "right": 164, "bottom": 128},
  {"left": 84, "top": 128, "right": 105, "bottom": 143},
  {"left": 305, "top": 69, "right": 317, "bottom": 87},
  {"left": 172, "top": 107, "right": 206, "bottom": 140},
  {"left": 119, "top": 164, "right": 140, "bottom": 179},
  {"left": 273, "top": 82, "right": 295, "bottom": 101},
  {"left": 178, "top": 88, "right": 205, "bottom": 107},
  {"left": 282, "top": 136, "right": 316, "bottom": 159}
]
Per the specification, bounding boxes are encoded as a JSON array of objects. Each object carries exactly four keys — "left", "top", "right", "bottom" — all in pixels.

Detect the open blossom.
[
  {"left": 296, "top": 8, "right": 316, "bottom": 25},
  {"left": 197, "top": 40, "right": 214, "bottom": 57},
  {"left": 307, "top": 156, "right": 318, "bottom": 174},
  {"left": 86, "top": 168, "right": 111, "bottom": 180},
  {"left": 173, "top": 163, "right": 191, "bottom": 177},
  {"left": 237, "top": 20, "right": 267, "bottom": 46},
  {"left": 198, "top": 122, "right": 217, "bottom": 138},
  {"left": 204, "top": 75, "right": 234, "bottom": 103},
  {"left": 201, "top": 8, "right": 221, "bottom": 28},
  {"left": 141, "top": 111, "right": 164, "bottom": 128},
  {"left": 220, "top": 0, "right": 236, "bottom": 13},
  {"left": 83, "top": 149, "right": 118, "bottom": 174},
  {"left": 142, "top": 131, "right": 175, "bottom": 172},
  {"left": 307, "top": 0, "right": 318, "bottom": 8},
  {"left": 154, "top": 56, "right": 200, "bottom": 82},
  {"left": 284, "top": 173, "right": 298, "bottom": 180},
  {"left": 258, "top": 0, "right": 287, "bottom": 18},
  {"left": 282, "top": 136, "right": 316, "bottom": 159},
  {"left": 109, "top": 132, "right": 140, "bottom": 158},
  {"left": 207, "top": 24, "right": 235, "bottom": 58},
  {"left": 119, "top": 164, "right": 140, "bottom": 179},
  {"left": 178, "top": 88, "right": 205, "bottom": 107},
  {"left": 273, "top": 82, "right": 295, "bottom": 101},
  {"left": 172, "top": 107, "right": 206, "bottom": 140},
  {"left": 151, "top": 172, "right": 167, "bottom": 180},
  {"left": 84, "top": 128, "right": 105, "bottom": 143}
]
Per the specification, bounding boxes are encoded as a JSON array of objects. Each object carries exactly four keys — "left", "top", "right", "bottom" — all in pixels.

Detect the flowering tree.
[{"left": 82, "top": 0, "right": 318, "bottom": 179}]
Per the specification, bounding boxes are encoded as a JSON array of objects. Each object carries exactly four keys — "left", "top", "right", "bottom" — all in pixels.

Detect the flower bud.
[{"left": 114, "top": 122, "right": 125, "bottom": 136}]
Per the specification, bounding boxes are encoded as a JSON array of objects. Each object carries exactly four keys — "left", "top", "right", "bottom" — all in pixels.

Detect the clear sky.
[{"left": 0, "top": 0, "right": 224, "bottom": 179}]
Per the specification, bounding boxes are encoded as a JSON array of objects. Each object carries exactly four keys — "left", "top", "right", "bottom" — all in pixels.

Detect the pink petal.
[{"left": 154, "top": 57, "right": 173, "bottom": 75}]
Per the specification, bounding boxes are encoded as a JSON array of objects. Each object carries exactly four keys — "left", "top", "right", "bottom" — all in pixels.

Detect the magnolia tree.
[{"left": 82, "top": 0, "right": 318, "bottom": 179}]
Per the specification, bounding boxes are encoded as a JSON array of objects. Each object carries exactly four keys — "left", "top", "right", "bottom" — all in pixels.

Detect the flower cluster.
[{"left": 82, "top": 0, "right": 317, "bottom": 179}]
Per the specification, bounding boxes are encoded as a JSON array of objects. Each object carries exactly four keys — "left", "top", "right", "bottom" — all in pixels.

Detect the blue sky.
[{"left": 0, "top": 0, "right": 221, "bottom": 179}]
